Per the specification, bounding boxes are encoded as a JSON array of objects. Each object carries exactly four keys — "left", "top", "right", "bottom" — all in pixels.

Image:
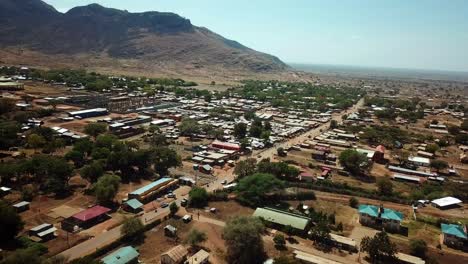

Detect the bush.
[
  {"left": 410, "top": 239, "right": 428, "bottom": 259},
  {"left": 349, "top": 197, "right": 359, "bottom": 208},
  {"left": 189, "top": 187, "right": 209, "bottom": 208},
  {"left": 273, "top": 233, "right": 286, "bottom": 249}
]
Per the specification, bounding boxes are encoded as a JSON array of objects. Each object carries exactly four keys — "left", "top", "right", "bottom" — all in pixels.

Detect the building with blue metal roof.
[
  {"left": 123, "top": 199, "right": 144, "bottom": 213},
  {"left": 102, "top": 246, "right": 139, "bottom": 264},
  {"left": 441, "top": 223, "right": 467, "bottom": 249},
  {"left": 358, "top": 204, "right": 403, "bottom": 232},
  {"left": 128, "top": 177, "right": 177, "bottom": 202}
]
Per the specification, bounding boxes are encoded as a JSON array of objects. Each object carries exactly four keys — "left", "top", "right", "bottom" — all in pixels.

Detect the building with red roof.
[
  {"left": 211, "top": 140, "right": 240, "bottom": 151},
  {"left": 374, "top": 145, "right": 386, "bottom": 163},
  {"left": 62, "top": 205, "right": 111, "bottom": 232}
]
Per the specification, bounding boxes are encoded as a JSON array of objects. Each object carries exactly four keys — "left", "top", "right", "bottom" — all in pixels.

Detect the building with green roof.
[
  {"left": 123, "top": 199, "right": 144, "bottom": 213},
  {"left": 102, "top": 246, "right": 139, "bottom": 264},
  {"left": 253, "top": 207, "right": 311, "bottom": 232},
  {"left": 358, "top": 204, "right": 403, "bottom": 232},
  {"left": 441, "top": 223, "right": 467, "bottom": 249}
]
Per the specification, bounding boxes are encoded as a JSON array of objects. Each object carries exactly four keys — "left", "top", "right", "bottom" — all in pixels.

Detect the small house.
[
  {"left": 358, "top": 204, "right": 403, "bottom": 232},
  {"left": 374, "top": 145, "right": 386, "bottom": 163},
  {"left": 161, "top": 245, "right": 188, "bottom": 264},
  {"left": 164, "top": 225, "right": 178, "bottom": 237},
  {"left": 311, "top": 150, "right": 326, "bottom": 161},
  {"left": 29, "top": 223, "right": 57, "bottom": 241},
  {"left": 299, "top": 172, "right": 314, "bottom": 182},
  {"left": 0, "top": 186, "right": 12, "bottom": 196},
  {"left": 102, "top": 246, "right": 140, "bottom": 264},
  {"left": 441, "top": 223, "right": 467, "bottom": 248},
  {"left": 431, "top": 196, "right": 462, "bottom": 209},
  {"left": 13, "top": 201, "right": 30, "bottom": 213},
  {"left": 123, "top": 199, "right": 144, "bottom": 214},
  {"left": 408, "top": 156, "right": 430, "bottom": 167},
  {"left": 62, "top": 205, "right": 111, "bottom": 232},
  {"left": 185, "top": 249, "right": 210, "bottom": 264}
]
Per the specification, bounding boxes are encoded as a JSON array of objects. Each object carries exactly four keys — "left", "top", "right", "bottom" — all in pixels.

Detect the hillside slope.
[{"left": 0, "top": 0, "right": 288, "bottom": 77}]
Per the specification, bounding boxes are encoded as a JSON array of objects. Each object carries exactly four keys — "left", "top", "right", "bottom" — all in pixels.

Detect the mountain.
[{"left": 0, "top": 0, "right": 288, "bottom": 77}]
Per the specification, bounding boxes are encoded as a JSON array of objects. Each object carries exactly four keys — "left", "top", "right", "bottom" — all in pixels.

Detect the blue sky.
[{"left": 43, "top": 0, "right": 468, "bottom": 72}]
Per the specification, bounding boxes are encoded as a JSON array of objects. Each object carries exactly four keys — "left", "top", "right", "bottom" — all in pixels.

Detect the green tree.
[
  {"left": 0, "top": 98, "right": 15, "bottom": 115},
  {"left": 360, "top": 231, "right": 397, "bottom": 263},
  {"left": 309, "top": 221, "right": 331, "bottom": 246},
  {"left": 339, "top": 149, "right": 372, "bottom": 175},
  {"left": 151, "top": 147, "right": 182, "bottom": 176},
  {"left": 426, "top": 144, "right": 440, "bottom": 154},
  {"left": 179, "top": 118, "right": 201, "bottom": 138},
  {"left": 430, "top": 159, "right": 448, "bottom": 172},
  {"left": 0, "top": 200, "right": 24, "bottom": 244},
  {"left": 27, "top": 134, "right": 46, "bottom": 151},
  {"left": 184, "top": 228, "right": 207, "bottom": 248},
  {"left": 249, "top": 118, "right": 263, "bottom": 138},
  {"left": 461, "top": 120, "right": 468, "bottom": 131},
  {"left": 189, "top": 187, "right": 209, "bottom": 208},
  {"left": 273, "top": 233, "right": 286, "bottom": 249},
  {"left": 410, "top": 239, "right": 428, "bottom": 259},
  {"left": 273, "top": 256, "right": 300, "bottom": 264},
  {"left": 377, "top": 177, "right": 394, "bottom": 196},
  {"left": 80, "top": 160, "right": 104, "bottom": 183},
  {"left": 233, "top": 123, "right": 248, "bottom": 139},
  {"left": 349, "top": 197, "right": 359, "bottom": 208},
  {"left": 330, "top": 120, "right": 338, "bottom": 129},
  {"left": 277, "top": 147, "right": 287, "bottom": 157},
  {"left": 236, "top": 173, "right": 284, "bottom": 207},
  {"left": 234, "top": 158, "right": 257, "bottom": 179},
  {"left": 94, "top": 174, "right": 120, "bottom": 205},
  {"left": 84, "top": 123, "right": 108, "bottom": 138},
  {"left": 169, "top": 202, "right": 179, "bottom": 216},
  {"left": 223, "top": 216, "right": 266, "bottom": 264},
  {"left": 121, "top": 217, "right": 144, "bottom": 241}
]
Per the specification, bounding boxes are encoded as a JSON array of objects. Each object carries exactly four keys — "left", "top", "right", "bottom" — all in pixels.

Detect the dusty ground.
[{"left": 187, "top": 200, "right": 255, "bottom": 223}]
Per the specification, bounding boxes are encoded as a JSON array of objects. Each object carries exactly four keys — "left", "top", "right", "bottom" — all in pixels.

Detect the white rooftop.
[{"left": 431, "top": 196, "right": 462, "bottom": 207}]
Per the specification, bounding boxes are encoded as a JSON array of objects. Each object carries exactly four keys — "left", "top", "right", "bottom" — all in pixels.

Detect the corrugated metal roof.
[
  {"left": 130, "top": 177, "right": 173, "bottom": 196},
  {"left": 253, "top": 207, "right": 310, "bottom": 230},
  {"left": 72, "top": 205, "right": 110, "bottom": 222},
  {"left": 125, "top": 199, "right": 143, "bottom": 209},
  {"left": 102, "top": 246, "right": 140, "bottom": 264},
  {"left": 441, "top": 223, "right": 467, "bottom": 239},
  {"left": 162, "top": 245, "right": 188, "bottom": 262}
]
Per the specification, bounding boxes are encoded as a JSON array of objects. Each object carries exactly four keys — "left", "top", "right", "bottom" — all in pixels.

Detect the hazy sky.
[{"left": 43, "top": 0, "right": 468, "bottom": 72}]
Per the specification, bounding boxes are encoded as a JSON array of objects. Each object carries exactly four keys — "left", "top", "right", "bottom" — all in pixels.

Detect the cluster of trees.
[
  {"left": 0, "top": 67, "right": 197, "bottom": 92},
  {"left": 234, "top": 158, "right": 300, "bottom": 180},
  {"left": 178, "top": 118, "right": 223, "bottom": 139},
  {"left": 339, "top": 149, "right": 373, "bottom": 176},
  {"left": 365, "top": 97, "right": 425, "bottom": 122},
  {"left": 233, "top": 159, "right": 301, "bottom": 206},
  {"left": 0, "top": 99, "right": 58, "bottom": 150},
  {"left": 448, "top": 119, "right": 468, "bottom": 145},
  {"left": 360, "top": 231, "right": 397, "bottom": 263},
  {"left": 223, "top": 216, "right": 266, "bottom": 264},
  {"left": 231, "top": 80, "right": 362, "bottom": 111},
  {"left": 188, "top": 187, "right": 209, "bottom": 208},
  {"left": 65, "top": 134, "right": 181, "bottom": 182},
  {"left": 0, "top": 155, "right": 73, "bottom": 195}
]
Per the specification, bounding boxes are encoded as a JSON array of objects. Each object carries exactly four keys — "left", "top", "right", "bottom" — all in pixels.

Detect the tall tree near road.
[{"left": 223, "top": 216, "right": 266, "bottom": 264}]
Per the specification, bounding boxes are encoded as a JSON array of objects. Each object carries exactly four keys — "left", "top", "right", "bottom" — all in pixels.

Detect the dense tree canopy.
[
  {"left": 339, "top": 149, "right": 372, "bottom": 175},
  {"left": 236, "top": 173, "right": 284, "bottom": 207},
  {"left": 189, "top": 187, "right": 209, "bottom": 208},
  {"left": 223, "top": 216, "right": 265, "bottom": 264},
  {"left": 360, "top": 231, "right": 397, "bottom": 263},
  {"left": 0, "top": 200, "right": 24, "bottom": 245},
  {"left": 94, "top": 174, "right": 120, "bottom": 205}
]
